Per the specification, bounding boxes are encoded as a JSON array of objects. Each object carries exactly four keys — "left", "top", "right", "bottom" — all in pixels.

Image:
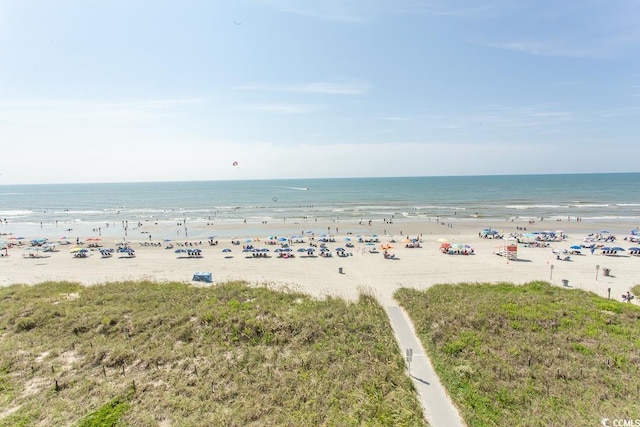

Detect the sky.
[{"left": 1, "top": 0, "right": 640, "bottom": 184}]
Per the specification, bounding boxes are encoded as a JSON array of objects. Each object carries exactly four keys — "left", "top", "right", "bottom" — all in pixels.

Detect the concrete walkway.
[{"left": 386, "top": 305, "right": 466, "bottom": 427}]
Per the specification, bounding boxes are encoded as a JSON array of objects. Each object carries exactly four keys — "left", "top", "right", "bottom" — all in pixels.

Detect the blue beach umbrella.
[
  {"left": 297, "top": 248, "right": 308, "bottom": 253},
  {"left": 570, "top": 245, "right": 581, "bottom": 250},
  {"left": 222, "top": 248, "right": 231, "bottom": 253}
]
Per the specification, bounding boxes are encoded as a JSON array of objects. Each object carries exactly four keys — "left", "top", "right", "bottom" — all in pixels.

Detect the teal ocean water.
[{"left": 0, "top": 174, "right": 639, "bottom": 235}]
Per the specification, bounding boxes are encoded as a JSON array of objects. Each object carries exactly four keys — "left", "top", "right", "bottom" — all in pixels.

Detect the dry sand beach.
[{"left": 2, "top": 218, "right": 638, "bottom": 306}]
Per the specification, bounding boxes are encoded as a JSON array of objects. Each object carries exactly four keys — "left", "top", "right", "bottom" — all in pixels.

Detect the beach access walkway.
[{"left": 386, "top": 305, "right": 466, "bottom": 427}]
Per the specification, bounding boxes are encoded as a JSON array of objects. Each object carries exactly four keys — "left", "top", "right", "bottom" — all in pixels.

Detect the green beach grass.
[
  {"left": 395, "top": 281, "right": 640, "bottom": 427},
  {"left": 0, "top": 281, "right": 425, "bottom": 426}
]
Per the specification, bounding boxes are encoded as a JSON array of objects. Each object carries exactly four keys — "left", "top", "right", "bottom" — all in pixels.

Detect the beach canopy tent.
[{"left": 192, "top": 272, "right": 212, "bottom": 283}]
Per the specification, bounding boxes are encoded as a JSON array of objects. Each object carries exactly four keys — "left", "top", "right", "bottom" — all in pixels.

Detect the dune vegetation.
[
  {"left": 0, "top": 281, "right": 425, "bottom": 427},
  {"left": 396, "top": 281, "right": 640, "bottom": 427}
]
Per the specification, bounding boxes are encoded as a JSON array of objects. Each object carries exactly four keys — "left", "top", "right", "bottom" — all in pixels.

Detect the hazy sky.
[{"left": 1, "top": 0, "right": 640, "bottom": 184}]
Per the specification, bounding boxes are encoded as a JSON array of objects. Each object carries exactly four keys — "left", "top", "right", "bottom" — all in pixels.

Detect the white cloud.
[
  {"left": 0, "top": 98, "right": 208, "bottom": 124},
  {"left": 234, "top": 81, "right": 370, "bottom": 95},
  {"left": 238, "top": 103, "right": 326, "bottom": 114},
  {"left": 476, "top": 40, "right": 605, "bottom": 59},
  {"left": 258, "top": 0, "right": 375, "bottom": 22},
  {"left": 259, "top": 0, "right": 497, "bottom": 22}
]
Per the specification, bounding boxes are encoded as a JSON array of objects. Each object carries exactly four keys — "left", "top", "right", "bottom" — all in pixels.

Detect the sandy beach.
[{"left": 1, "top": 217, "right": 638, "bottom": 306}]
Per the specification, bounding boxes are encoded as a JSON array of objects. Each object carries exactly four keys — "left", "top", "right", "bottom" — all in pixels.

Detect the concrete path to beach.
[{"left": 386, "top": 305, "right": 466, "bottom": 427}]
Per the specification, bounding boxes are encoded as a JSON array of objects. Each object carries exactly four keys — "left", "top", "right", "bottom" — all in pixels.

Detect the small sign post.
[
  {"left": 405, "top": 348, "right": 413, "bottom": 373},
  {"left": 596, "top": 264, "right": 600, "bottom": 281}
]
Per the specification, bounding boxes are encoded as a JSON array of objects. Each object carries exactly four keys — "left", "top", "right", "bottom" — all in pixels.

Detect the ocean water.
[{"left": 0, "top": 174, "right": 639, "bottom": 238}]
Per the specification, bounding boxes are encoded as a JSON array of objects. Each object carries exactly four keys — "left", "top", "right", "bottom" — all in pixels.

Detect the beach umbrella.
[
  {"left": 222, "top": 248, "right": 231, "bottom": 253},
  {"left": 335, "top": 247, "right": 345, "bottom": 252},
  {"left": 244, "top": 239, "right": 252, "bottom": 243},
  {"left": 612, "top": 247, "right": 625, "bottom": 251},
  {"left": 175, "top": 249, "right": 186, "bottom": 253},
  {"left": 570, "top": 245, "right": 581, "bottom": 250},
  {"left": 278, "top": 237, "right": 287, "bottom": 242},
  {"left": 344, "top": 237, "right": 351, "bottom": 241},
  {"left": 629, "top": 247, "right": 640, "bottom": 251},
  {"left": 297, "top": 248, "right": 308, "bottom": 253}
]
